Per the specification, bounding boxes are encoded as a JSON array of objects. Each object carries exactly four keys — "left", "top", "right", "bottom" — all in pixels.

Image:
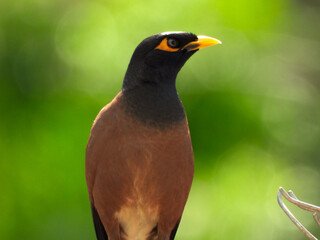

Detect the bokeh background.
[{"left": 1, "top": 0, "right": 320, "bottom": 239}]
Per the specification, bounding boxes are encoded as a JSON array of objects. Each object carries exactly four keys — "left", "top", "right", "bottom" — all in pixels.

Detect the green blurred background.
[{"left": 1, "top": 0, "right": 320, "bottom": 239}]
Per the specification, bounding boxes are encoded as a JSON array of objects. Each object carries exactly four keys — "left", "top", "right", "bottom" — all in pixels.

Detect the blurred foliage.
[{"left": 1, "top": 0, "right": 320, "bottom": 239}]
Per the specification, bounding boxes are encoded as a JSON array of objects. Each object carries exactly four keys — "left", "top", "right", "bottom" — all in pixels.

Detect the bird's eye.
[
  {"left": 155, "top": 37, "right": 180, "bottom": 52},
  {"left": 167, "top": 38, "right": 179, "bottom": 48}
]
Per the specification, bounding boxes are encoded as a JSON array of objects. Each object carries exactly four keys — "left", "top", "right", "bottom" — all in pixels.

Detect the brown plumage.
[
  {"left": 85, "top": 32, "right": 221, "bottom": 240},
  {"left": 86, "top": 92, "right": 193, "bottom": 240}
]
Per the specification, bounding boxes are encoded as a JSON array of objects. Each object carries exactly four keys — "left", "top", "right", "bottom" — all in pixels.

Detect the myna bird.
[{"left": 86, "top": 31, "right": 221, "bottom": 240}]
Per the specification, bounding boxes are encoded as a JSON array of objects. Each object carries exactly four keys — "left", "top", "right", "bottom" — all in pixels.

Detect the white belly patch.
[
  {"left": 115, "top": 204, "right": 159, "bottom": 240},
  {"left": 115, "top": 159, "right": 159, "bottom": 240}
]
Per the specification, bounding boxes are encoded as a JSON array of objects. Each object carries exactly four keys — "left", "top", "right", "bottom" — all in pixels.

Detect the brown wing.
[
  {"left": 85, "top": 92, "right": 194, "bottom": 240},
  {"left": 90, "top": 204, "right": 108, "bottom": 240},
  {"left": 86, "top": 93, "right": 128, "bottom": 238}
]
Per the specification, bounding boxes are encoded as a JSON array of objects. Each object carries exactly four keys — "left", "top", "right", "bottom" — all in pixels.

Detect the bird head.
[{"left": 123, "top": 31, "right": 221, "bottom": 90}]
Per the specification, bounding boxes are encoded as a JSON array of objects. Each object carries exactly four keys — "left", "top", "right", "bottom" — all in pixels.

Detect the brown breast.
[{"left": 85, "top": 92, "right": 194, "bottom": 239}]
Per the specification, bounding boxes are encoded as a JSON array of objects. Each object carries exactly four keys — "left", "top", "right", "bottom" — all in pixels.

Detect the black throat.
[{"left": 121, "top": 82, "right": 186, "bottom": 128}]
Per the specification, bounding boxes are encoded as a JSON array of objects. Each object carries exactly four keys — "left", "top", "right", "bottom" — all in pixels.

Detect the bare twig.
[
  {"left": 279, "top": 188, "right": 320, "bottom": 213},
  {"left": 277, "top": 187, "right": 320, "bottom": 240},
  {"left": 314, "top": 213, "right": 320, "bottom": 227}
]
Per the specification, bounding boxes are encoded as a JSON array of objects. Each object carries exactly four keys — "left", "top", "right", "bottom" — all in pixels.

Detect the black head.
[
  {"left": 121, "top": 31, "right": 221, "bottom": 128},
  {"left": 122, "top": 31, "right": 221, "bottom": 90}
]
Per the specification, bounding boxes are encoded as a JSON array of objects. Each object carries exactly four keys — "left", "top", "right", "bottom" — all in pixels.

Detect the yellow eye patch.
[{"left": 155, "top": 38, "right": 179, "bottom": 52}]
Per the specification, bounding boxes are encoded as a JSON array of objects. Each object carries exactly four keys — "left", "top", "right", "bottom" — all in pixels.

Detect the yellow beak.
[{"left": 182, "top": 35, "right": 222, "bottom": 52}]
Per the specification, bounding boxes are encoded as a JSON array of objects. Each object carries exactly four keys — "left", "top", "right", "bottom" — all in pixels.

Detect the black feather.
[
  {"left": 91, "top": 204, "right": 108, "bottom": 240},
  {"left": 170, "top": 219, "right": 181, "bottom": 240}
]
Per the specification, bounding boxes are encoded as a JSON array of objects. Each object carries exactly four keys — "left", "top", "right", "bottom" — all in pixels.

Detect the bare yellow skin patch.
[
  {"left": 155, "top": 38, "right": 179, "bottom": 52},
  {"left": 155, "top": 35, "right": 222, "bottom": 52}
]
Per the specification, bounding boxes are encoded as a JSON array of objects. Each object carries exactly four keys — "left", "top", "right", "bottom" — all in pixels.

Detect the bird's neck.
[{"left": 121, "top": 82, "right": 186, "bottom": 128}]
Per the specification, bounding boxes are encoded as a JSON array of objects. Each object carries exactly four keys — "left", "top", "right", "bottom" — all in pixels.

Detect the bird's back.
[{"left": 86, "top": 92, "right": 194, "bottom": 240}]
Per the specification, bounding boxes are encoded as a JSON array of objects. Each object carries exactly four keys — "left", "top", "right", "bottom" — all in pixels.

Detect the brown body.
[{"left": 86, "top": 92, "right": 194, "bottom": 240}]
